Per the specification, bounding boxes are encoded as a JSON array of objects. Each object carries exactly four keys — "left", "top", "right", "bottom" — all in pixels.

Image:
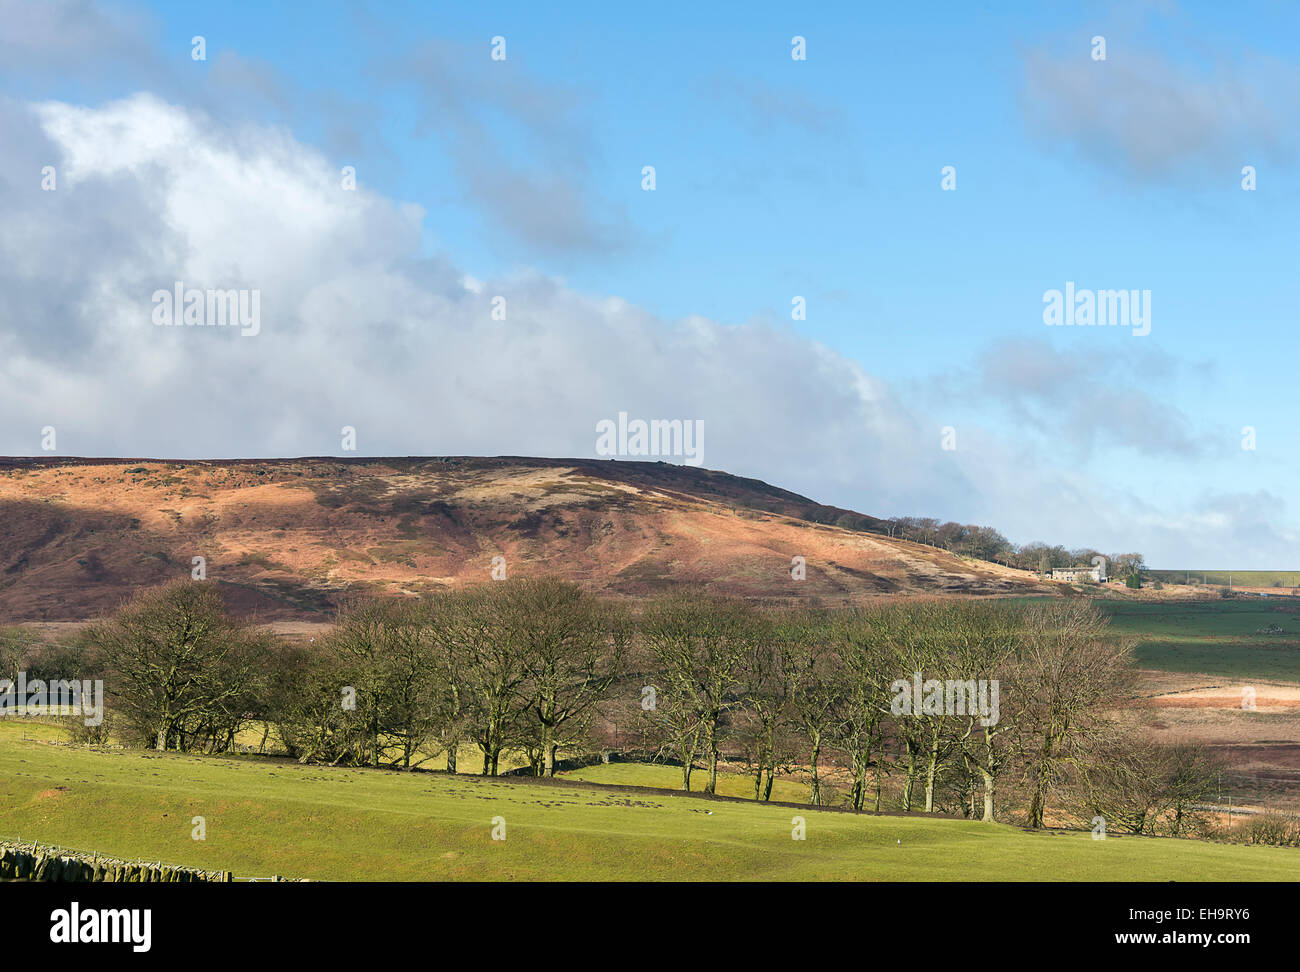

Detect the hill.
[{"left": 0, "top": 456, "right": 1050, "bottom": 621}]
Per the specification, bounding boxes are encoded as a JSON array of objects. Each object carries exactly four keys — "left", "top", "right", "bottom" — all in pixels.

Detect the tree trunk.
[
  {"left": 1027, "top": 732, "right": 1057, "bottom": 828},
  {"left": 852, "top": 749, "right": 870, "bottom": 811},
  {"left": 704, "top": 721, "right": 718, "bottom": 795},
  {"left": 902, "top": 740, "right": 917, "bottom": 812},
  {"left": 873, "top": 738, "right": 884, "bottom": 813},
  {"left": 924, "top": 737, "right": 939, "bottom": 812},
  {"left": 1028, "top": 788, "right": 1045, "bottom": 828},
  {"left": 539, "top": 717, "right": 555, "bottom": 777},
  {"left": 809, "top": 732, "right": 823, "bottom": 806},
  {"left": 446, "top": 685, "right": 460, "bottom": 774}
]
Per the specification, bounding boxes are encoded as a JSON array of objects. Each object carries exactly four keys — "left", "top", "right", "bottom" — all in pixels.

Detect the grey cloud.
[
  {"left": 698, "top": 76, "right": 845, "bottom": 135},
  {"left": 1022, "top": 41, "right": 1300, "bottom": 181},
  {"left": 0, "top": 1, "right": 392, "bottom": 177},
  {"left": 1139, "top": 490, "right": 1300, "bottom": 568},
  {"left": 0, "top": 0, "right": 159, "bottom": 80},
  {"left": 973, "top": 338, "right": 1207, "bottom": 458},
  {"left": 0, "top": 97, "right": 173, "bottom": 363},
  {"left": 386, "top": 39, "right": 637, "bottom": 258},
  {"left": 206, "top": 51, "right": 293, "bottom": 113}
]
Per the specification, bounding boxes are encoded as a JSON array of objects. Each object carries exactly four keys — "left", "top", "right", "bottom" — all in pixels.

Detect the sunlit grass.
[{"left": 2, "top": 720, "right": 1294, "bottom": 881}]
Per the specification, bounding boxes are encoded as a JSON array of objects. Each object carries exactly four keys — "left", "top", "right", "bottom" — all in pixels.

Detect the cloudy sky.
[{"left": 1, "top": 0, "right": 1296, "bottom": 568}]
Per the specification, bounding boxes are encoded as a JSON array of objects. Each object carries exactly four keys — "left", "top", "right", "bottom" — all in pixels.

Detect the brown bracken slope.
[{"left": 0, "top": 456, "right": 1050, "bottom": 621}]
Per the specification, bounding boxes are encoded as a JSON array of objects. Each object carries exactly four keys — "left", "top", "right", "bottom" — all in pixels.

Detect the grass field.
[
  {"left": 1147, "top": 570, "right": 1300, "bottom": 589},
  {"left": 558, "top": 761, "right": 815, "bottom": 804},
  {"left": 2, "top": 720, "right": 1296, "bottom": 881},
  {"left": 1098, "top": 599, "right": 1300, "bottom": 680}
]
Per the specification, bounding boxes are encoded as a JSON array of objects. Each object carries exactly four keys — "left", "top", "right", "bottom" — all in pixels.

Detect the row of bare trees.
[
  {"left": 29, "top": 579, "right": 1222, "bottom": 832},
  {"left": 59, "top": 579, "right": 625, "bottom": 777},
  {"left": 271, "top": 580, "right": 627, "bottom": 775},
  {"left": 632, "top": 595, "right": 1149, "bottom": 825}
]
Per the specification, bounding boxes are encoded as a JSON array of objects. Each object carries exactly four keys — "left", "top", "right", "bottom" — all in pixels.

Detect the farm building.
[{"left": 1050, "top": 564, "right": 1106, "bottom": 583}]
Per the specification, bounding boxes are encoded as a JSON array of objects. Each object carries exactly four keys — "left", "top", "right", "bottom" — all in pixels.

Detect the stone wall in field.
[{"left": 0, "top": 839, "right": 234, "bottom": 882}]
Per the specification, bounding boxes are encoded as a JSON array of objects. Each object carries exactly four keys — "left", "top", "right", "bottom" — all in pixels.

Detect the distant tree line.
[
  {"left": 12, "top": 581, "right": 1222, "bottom": 835},
  {"left": 882, "top": 516, "right": 1145, "bottom": 579}
]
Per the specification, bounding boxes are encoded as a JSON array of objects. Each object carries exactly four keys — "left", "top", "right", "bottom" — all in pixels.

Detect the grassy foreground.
[{"left": 1, "top": 722, "right": 1296, "bottom": 881}]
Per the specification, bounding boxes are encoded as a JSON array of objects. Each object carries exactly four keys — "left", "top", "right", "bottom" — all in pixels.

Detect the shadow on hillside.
[{"left": 0, "top": 498, "right": 326, "bottom": 622}]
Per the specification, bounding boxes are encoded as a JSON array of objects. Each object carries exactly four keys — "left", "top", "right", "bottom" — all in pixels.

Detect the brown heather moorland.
[{"left": 0, "top": 456, "right": 1058, "bottom": 621}]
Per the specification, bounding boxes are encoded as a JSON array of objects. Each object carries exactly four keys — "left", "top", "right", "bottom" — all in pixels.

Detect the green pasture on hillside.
[{"left": 1, "top": 720, "right": 1295, "bottom": 881}]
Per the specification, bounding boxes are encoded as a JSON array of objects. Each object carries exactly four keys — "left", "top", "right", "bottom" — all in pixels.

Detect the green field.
[
  {"left": 558, "top": 760, "right": 815, "bottom": 804},
  {"left": 1098, "top": 599, "right": 1300, "bottom": 680},
  {"left": 2, "top": 720, "right": 1296, "bottom": 881},
  {"left": 1148, "top": 570, "right": 1300, "bottom": 589}
]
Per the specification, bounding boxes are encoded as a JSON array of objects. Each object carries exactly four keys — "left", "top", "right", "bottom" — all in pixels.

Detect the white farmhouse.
[{"left": 1050, "top": 564, "right": 1106, "bottom": 583}]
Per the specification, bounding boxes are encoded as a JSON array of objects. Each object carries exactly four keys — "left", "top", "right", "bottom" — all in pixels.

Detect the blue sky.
[{"left": 1, "top": 0, "right": 1297, "bottom": 566}]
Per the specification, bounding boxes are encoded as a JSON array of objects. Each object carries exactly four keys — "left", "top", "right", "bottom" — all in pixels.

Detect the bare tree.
[
  {"left": 91, "top": 581, "right": 262, "bottom": 752},
  {"left": 642, "top": 594, "right": 758, "bottom": 794},
  {"left": 737, "top": 621, "right": 796, "bottom": 801},
  {"left": 1016, "top": 600, "right": 1134, "bottom": 828},
  {"left": 325, "top": 597, "right": 404, "bottom": 767},
  {"left": 1164, "top": 743, "right": 1226, "bottom": 836},
  {"left": 781, "top": 608, "right": 840, "bottom": 806},
  {"left": 856, "top": 602, "right": 940, "bottom": 812},
  {"left": 639, "top": 676, "right": 706, "bottom": 790},
  {"left": 383, "top": 601, "right": 441, "bottom": 769},
  {"left": 948, "top": 602, "right": 1021, "bottom": 822},
  {"left": 0, "top": 626, "right": 37, "bottom": 684},
  {"left": 424, "top": 592, "right": 470, "bottom": 774},
  {"left": 440, "top": 583, "right": 532, "bottom": 776},
  {"left": 509, "top": 579, "right": 627, "bottom": 776},
  {"left": 1075, "top": 731, "right": 1170, "bottom": 835},
  {"left": 831, "top": 610, "right": 893, "bottom": 811}
]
